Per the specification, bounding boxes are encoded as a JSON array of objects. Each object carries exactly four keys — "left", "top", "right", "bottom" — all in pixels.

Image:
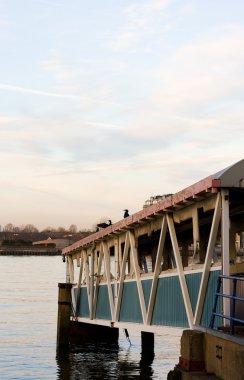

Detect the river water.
[{"left": 0, "top": 256, "right": 182, "bottom": 379}]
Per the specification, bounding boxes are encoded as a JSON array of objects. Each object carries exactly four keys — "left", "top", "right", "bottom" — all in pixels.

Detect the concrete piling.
[{"left": 179, "top": 330, "right": 205, "bottom": 372}]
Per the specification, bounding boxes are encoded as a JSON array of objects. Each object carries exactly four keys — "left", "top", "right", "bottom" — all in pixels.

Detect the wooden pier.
[{"left": 57, "top": 159, "right": 244, "bottom": 379}]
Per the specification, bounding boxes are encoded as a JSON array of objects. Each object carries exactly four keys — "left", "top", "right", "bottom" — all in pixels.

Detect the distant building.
[{"left": 32, "top": 237, "right": 73, "bottom": 249}]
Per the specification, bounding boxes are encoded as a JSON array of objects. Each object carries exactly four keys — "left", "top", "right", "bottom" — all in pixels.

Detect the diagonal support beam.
[
  {"left": 114, "top": 232, "right": 130, "bottom": 322},
  {"left": 167, "top": 214, "right": 194, "bottom": 328},
  {"left": 193, "top": 193, "right": 221, "bottom": 325},
  {"left": 102, "top": 241, "right": 115, "bottom": 321},
  {"left": 83, "top": 250, "right": 91, "bottom": 316},
  {"left": 129, "top": 231, "right": 147, "bottom": 324},
  {"left": 146, "top": 216, "right": 167, "bottom": 325},
  {"left": 92, "top": 245, "right": 103, "bottom": 319},
  {"left": 75, "top": 251, "right": 84, "bottom": 317}
]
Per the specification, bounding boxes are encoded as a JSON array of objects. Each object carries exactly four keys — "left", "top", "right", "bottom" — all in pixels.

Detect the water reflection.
[{"left": 56, "top": 339, "right": 154, "bottom": 379}]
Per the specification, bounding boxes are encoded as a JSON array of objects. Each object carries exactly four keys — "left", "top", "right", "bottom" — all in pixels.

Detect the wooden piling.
[
  {"left": 141, "top": 331, "right": 154, "bottom": 353},
  {"left": 56, "top": 283, "right": 72, "bottom": 348}
]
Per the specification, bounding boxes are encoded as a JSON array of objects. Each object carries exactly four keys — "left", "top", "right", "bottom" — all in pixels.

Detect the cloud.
[
  {"left": 154, "top": 25, "right": 244, "bottom": 113},
  {"left": 109, "top": 0, "right": 173, "bottom": 51},
  {"left": 40, "top": 50, "right": 78, "bottom": 82},
  {"left": 0, "top": 83, "right": 84, "bottom": 100}
]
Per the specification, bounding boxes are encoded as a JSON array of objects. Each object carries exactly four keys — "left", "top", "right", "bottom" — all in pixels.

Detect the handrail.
[{"left": 209, "top": 274, "right": 244, "bottom": 335}]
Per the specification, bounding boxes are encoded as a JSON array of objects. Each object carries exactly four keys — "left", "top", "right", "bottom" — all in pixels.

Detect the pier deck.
[{"left": 62, "top": 159, "right": 244, "bottom": 334}]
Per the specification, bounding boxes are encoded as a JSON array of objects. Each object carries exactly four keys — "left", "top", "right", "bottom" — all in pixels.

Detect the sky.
[{"left": 0, "top": 0, "right": 244, "bottom": 231}]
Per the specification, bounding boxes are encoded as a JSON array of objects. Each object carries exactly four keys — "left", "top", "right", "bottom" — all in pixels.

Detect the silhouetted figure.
[
  {"left": 96, "top": 220, "right": 112, "bottom": 230},
  {"left": 123, "top": 209, "right": 129, "bottom": 218}
]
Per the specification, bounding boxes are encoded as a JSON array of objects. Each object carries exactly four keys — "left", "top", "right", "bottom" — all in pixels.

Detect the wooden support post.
[
  {"left": 141, "top": 331, "right": 154, "bottom": 354},
  {"left": 56, "top": 283, "right": 72, "bottom": 348}
]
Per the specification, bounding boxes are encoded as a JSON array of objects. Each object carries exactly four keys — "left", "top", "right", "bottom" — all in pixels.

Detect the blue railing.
[{"left": 209, "top": 274, "right": 244, "bottom": 334}]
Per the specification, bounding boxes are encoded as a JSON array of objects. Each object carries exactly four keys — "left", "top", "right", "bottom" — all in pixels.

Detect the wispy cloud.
[{"left": 0, "top": 83, "right": 83, "bottom": 100}]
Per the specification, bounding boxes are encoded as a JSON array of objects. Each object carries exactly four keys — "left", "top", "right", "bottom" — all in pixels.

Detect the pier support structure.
[
  {"left": 70, "top": 321, "right": 119, "bottom": 344},
  {"left": 56, "top": 283, "right": 72, "bottom": 348},
  {"left": 141, "top": 331, "right": 154, "bottom": 354}
]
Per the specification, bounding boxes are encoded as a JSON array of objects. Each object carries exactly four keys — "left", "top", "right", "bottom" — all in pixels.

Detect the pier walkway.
[{"left": 60, "top": 159, "right": 244, "bottom": 379}]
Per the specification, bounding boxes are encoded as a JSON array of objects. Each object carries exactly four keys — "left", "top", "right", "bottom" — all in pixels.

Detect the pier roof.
[{"left": 63, "top": 159, "right": 244, "bottom": 255}]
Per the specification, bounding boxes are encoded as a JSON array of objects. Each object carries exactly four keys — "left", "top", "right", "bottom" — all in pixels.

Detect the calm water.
[{"left": 0, "top": 256, "right": 182, "bottom": 379}]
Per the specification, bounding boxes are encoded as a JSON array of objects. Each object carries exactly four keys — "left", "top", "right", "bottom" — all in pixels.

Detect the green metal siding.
[
  {"left": 119, "top": 281, "right": 143, "bottom": 323},
  {"left": 142, "top": 279, "right": 152, "bottom": 310},
  {"left": 201, "top": 270, "right": 222, "bottom": 327},
  {"left": 95, "top": 284, "right": 112, "bottom": 320},
  {"left": 152, "top": 276, "right": 189, "bottom": 327},
  {"left": 77, "top": 287, "right": 90, "bottom": 318},
  {"left": 185, "top": 272, "right": 202, "bottom": 313}
]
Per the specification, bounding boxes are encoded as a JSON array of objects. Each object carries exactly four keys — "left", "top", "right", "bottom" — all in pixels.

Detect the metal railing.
[{"left": 209, "top": 274, "right": 244, "bottom": 335}]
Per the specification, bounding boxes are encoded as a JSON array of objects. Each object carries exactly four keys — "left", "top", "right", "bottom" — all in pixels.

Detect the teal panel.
[
  {"left": 119, "top": 281, "right": 143, "bottom": 323},
  {"left": 152, "top": 276, "right": 189, "bottom": 327},
  {"left": 77, "top": 287, "right": 89, "bottom": 318},
  {"left": 185, "top": 272, "right": 202, "bottom": 313},
  {"left": 142, "top": 279, "right": 152, "bottom": 310},
  {"left": 201, "top": 270, "right": 222, "bottom": 327},
  {"left": 95, "top": 284, "right": 111, "bottom": 320}
]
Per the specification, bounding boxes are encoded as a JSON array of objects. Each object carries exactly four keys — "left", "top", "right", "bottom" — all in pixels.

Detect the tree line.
[{"left": 1, "top": 223, "right": 90, "bottom": 234}]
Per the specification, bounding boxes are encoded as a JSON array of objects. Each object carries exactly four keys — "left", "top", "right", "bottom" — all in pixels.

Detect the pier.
[{"left": 58, "top": 159, "right": 244, "bottom": 379}]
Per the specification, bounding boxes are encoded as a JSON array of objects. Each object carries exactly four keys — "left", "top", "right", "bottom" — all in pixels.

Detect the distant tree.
[
  {"left": 57, "top": 226, "right": 66, "bottom": 233},
  {"left": 19, "top": 224, "right": 26, "bottom": 232},
  {"left": 79, "top": 228, "right": 91, "bottom": 232},
  {"left": 42, "top": 226, "right": 55, "bottom": 233},
  {"left": 23, "top": 224, "right": 39, "bottom": 233},
  {"left": 69, "top": 224, "right": 77, "bottom": 234},
  {"left": 3, "top": 223, "right": 15, "bottom": 232}
]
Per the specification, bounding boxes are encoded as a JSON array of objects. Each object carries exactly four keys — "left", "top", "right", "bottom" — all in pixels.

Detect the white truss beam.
[
  {"left": 146, "top": 215, "right": 167, "bottom": 325},
  {"left": 193, "top": 192, "right": 221, "bottom": 325},
  {"left": 167, "top": 214, "right": 194, "bottom": 328}
]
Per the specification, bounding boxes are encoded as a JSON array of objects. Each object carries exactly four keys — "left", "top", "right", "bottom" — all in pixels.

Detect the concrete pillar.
[
  {"left": 56, "top": 283, "right": 72, "bottom": 348},
  {"left": 179, "top": 329, "right": 205, "bottom": 372}
]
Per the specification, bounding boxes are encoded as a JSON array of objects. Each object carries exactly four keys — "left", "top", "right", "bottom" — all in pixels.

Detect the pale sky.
[{"left": 1, "top": 0, "right": 244, "bottom": 230}]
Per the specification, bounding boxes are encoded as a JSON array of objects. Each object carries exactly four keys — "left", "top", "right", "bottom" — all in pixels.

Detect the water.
[{"left": 0, "top": 256, "right": 182, "bottom": 379}]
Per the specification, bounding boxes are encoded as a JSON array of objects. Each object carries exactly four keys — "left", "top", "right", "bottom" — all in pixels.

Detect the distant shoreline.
[{"left": 0, "top": 248, "right": 61, "bottom": 256}]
